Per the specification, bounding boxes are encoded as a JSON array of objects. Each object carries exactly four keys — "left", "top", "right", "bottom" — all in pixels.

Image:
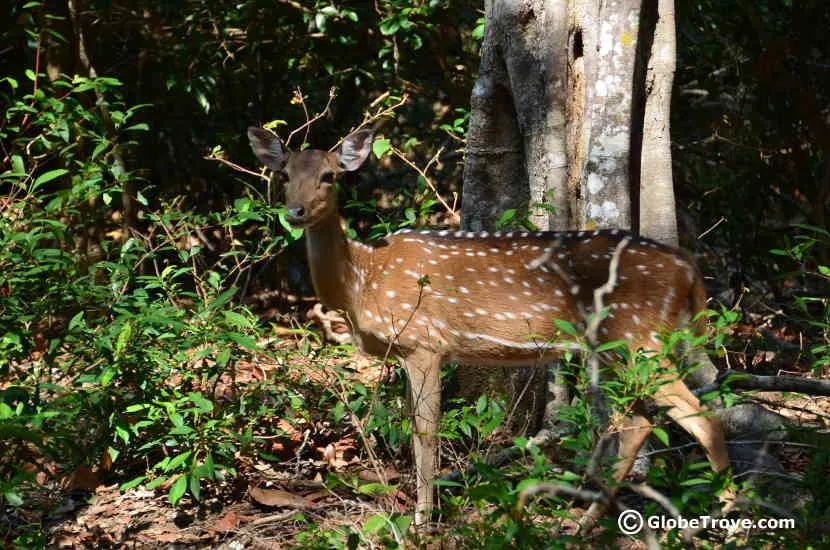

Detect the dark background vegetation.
[{"left": 1, "top": 0, "right": 828, "bottom": 547}]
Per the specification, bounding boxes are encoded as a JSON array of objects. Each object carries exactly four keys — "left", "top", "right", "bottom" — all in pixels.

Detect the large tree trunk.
[
  {"left": 462, "top": 0, "right": 569, "bottom": 232},
  {"left": 457, "top": 0, "right": 692, "bottom": 433}
]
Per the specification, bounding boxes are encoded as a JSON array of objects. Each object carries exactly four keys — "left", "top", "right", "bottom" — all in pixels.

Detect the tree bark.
[
  {"left": 576, "top": 0, "right": 640, "bottom": 230},
  {"left": 638, "top": 0, "right": 678, "bottom": 245},
  {"left": 458, "top": 0, "right": 687, "bottom": 433},
  {"left": 462, "top": 0, "right": 570, "bottom": 232}
]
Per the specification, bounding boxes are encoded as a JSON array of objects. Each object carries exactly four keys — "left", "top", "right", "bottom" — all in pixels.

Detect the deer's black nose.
[{"left": 287, "top": 205, "right": 305, "bottom": 219}]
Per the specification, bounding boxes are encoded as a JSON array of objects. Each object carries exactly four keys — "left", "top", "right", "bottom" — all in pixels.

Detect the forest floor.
[{"left": 7, "top": 292, "right": 830, "bottom": 549}]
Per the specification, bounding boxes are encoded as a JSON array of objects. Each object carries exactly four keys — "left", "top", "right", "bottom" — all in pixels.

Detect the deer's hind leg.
[{"left": 653, "top": 375, "right": 730, "bottom": 474}]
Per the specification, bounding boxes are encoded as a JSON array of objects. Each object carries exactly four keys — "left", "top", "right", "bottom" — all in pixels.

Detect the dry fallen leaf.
[
  {"left": 212, "top": 510, "right": 240, "bottom": 532},
  {"left": 249, "top": 486, "right": 315, "bottom": 509}
]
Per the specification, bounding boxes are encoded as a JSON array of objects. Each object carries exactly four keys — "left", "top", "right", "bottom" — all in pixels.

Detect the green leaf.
[
  {"left": 679, "top": 477, "right": 710, "bottom": 486},
  {"left": 189, "top": 475, "right": 201, "bottom": 501},
  {"left": 115, "top": 321, "right": 133, "bottom": 358},
  {"left": 165, "top": 451, "right": 193, "bottom": 473},
  {"left": 372, "top": 138, "right": 391, "bottom": 159},
  {"left": 11, "top": 155, "right": 24, "bottom": 174},
  {"left": 216, "top": 347, "right": 231, "bottom": 367},
  {"left": 188, "top": 392, "right": 214, "bottom": 413},
  {"left": 32, "top": 169, "right": 69, "bottom": 191},
  {"left": 4, "top": 489, "right": 24, "bottom": 507},
  {"left": 115, "top": 424, "right": 130, "bottom": 445},
  {"left": 223, "top": 310, "right": 252, "bottom": 329},
  {"left": 357, "top": 482, "right": 396, "bottom": 496},
  {"left": 554, "top": 319, "right": 578, "bottom": 337},
  {"left": 168, "top": 475, "right": 188, "bottom": 504},
  {"left": 362, "top": 513, "right": 387, "bottom": 533},
  {"left": 475, "top": 394, "right": 488, "bottom": 415},
  {"left": 204, "top": 287, "right": 238, "bottom": 313},
  {"left": 100, "top": 366, "right": 118, "bottom": 386},
  {"left": 145, "top": 476, "right": 167, "bottom": 490},
  {"left": 227, "top": 332, "right": 259, "bottom": 351},
  {"left": 68, "top": 311, "right": 86, "bottom": 331},
  {"left": 652, "top": 427, "right": 670, "bottom": 446},
  {"left": 120, "top": 475, "right": 148, "bottom": 491},
  {"left": 378, "top": 19, "right": 400, "bottom": 35},
  {"left": 595, "top": 339, "right": 628, "bottom": 352}
]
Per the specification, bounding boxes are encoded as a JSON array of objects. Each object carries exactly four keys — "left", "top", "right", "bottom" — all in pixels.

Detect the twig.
[
  {"left": 287, "top": 87, "right": 336, "bottom": 147},
  {"left": 204, "top": 154, "right": 270, "bottom": 181},
  {"left": 698, "top": 216, "right": 727, "bottom": 240},
  {"left": 389, "top": 145, "right": 460, "bottom": 224},
  {"left": 329, "top": 93, "right": 411, "bottom": 151}
]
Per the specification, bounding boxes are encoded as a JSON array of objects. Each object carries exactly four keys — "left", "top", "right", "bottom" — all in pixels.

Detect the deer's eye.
[
  {"left": 277, "top": 170, "right": 289, "bottom": 181},
  {"left": 320, "top": 171, "right": 335, "bottom": 185}
]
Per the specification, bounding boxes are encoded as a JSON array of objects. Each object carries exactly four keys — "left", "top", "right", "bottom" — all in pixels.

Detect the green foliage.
[
  {"left": 769, "top": 225, "right": 830, "bottom": 372},
  {"left": 0, "top": 24, "right": 325, "bottom": 524},
  {"left": 1, "top": 0, "right": 828, "bottom": 547}
]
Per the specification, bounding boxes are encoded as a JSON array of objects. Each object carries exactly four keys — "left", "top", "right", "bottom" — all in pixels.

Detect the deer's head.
[{"left": 247, "top": 127, "right": 375, "bottom": 228}]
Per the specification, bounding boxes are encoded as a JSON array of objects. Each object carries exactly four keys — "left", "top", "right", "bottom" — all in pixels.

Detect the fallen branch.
[{"left": 695, "top": 370, "right": 830, "bottom": 398}]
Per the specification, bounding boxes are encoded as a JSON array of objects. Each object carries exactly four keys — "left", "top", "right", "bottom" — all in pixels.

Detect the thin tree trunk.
[{"left": 638, "top": 0, "right": 678, "bottom": 245}]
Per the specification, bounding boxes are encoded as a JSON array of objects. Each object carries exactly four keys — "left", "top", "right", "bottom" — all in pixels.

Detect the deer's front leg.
[{"left": 401, "top": 349, "right": 443, "bottom": 526}]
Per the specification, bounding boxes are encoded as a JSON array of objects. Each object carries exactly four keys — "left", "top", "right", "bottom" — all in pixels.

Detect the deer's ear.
[
  {"left": 336, "top": 128, "right": 374, "bottom": 172},
  {"left": 247, "top": 127, "right": 289, "bottom": 171}
]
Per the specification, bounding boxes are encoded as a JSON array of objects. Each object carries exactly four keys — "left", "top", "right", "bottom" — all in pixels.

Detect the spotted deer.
[{"left": 247, "top": 126, "right": 731, "bottom": 525}]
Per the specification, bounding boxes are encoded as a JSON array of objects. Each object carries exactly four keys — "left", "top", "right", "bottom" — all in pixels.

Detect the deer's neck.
[{"left": 304, "top": 215, "right": 366, "bottom": 314}]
